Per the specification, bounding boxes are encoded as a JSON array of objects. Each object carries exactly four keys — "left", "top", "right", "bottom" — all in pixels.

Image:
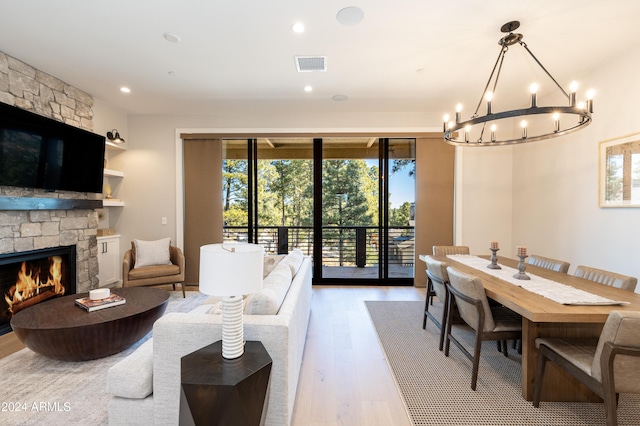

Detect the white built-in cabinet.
[{"left": 97, "top": 235, "right": 121, "bottom": 287}]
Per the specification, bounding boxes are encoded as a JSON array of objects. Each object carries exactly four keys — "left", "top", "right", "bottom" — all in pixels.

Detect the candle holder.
[
  {"left": 487, "top": 248, "right": 501, "bottom": 270},
  {"left": 513, "top": 255, "right": 531, "bottom": 280}
]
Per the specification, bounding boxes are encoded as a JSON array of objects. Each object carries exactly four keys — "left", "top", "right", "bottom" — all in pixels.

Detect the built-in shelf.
[
  {"left": 104, "top": 168, "right": 124, "bottom": 178},
  {"left": 106, "top": 141, "right": 126, "bottom": 150},
  {"left": 103, "top": 199, "right": 125, "bottom": 207}
]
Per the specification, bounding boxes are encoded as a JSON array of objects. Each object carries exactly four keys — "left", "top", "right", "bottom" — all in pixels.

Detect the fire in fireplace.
[{"left": 0, "top": 245, "right": 76, "bottom": 336}]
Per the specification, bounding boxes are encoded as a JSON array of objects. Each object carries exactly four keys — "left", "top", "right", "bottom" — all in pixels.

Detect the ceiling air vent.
[{"left": 295, "top": 56, "right": 327, "bottom": 72}]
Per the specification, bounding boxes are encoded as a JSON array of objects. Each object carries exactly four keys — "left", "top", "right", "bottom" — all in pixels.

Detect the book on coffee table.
[{"left": 75, "top": 294, "right": 126, "bottom": 312}]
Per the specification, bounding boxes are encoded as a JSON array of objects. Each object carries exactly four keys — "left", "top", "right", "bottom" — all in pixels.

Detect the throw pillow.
[
  {"left": 263, "top": 254, "right": 286, "bottom": 279},
  {"left": 133, "top": 238, "right": 172, "bottom": 268}
]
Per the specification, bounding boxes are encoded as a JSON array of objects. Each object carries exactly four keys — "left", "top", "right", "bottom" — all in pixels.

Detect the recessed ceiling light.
[
  {"left": 292, "top": 23, "right": 305, "bottom": 33},
  {"left": 163, "top": 32, "right": 181, "bottom": 43},
  {"left": 304, "top": 85, "right": 313, "bottom": 92},
  {"left": 332, "top": 94, "right": 348, "bottom": 102},
  {"left": 336, "top": 7, "right": 364, "bottom": 26},
  {"left": 120, "top": 87, "right": 131, "bottom": 93}
]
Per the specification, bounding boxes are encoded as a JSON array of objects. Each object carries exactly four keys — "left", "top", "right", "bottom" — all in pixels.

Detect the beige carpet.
[
  {"left": 365, "top": 300, "right": 640, "bottom": 426},
  {"left": 0, "top": 291, "right": 208, "bottom": 426}
]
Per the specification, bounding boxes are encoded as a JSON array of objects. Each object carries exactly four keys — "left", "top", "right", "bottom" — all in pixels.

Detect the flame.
[{"left": 4, "top": 256, "right": 66, "bottom": 315}]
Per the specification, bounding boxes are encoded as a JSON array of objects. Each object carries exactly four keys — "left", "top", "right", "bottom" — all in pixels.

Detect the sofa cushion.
[
  {"left": 263, "top": 254, "right": 286, "bottom": 279},
  {"left": 281, "top": 250, "right": 304, "bottom": 277},
  {"left": 133, "top": 238, "right": 172, "bottom": 268},
  {"left": 129, "top": 264, "right": 180, "bottom": 280},
  {"left": 107, "top": 339, "right": 153, "bottom": 399},
  {"left": 244, "top": 262, "right": 293, "bottom": 315}
]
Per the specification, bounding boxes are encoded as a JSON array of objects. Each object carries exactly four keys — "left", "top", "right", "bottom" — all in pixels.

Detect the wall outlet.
[{"left": 161, "top": 217, "right": 167, "bottom": 225}]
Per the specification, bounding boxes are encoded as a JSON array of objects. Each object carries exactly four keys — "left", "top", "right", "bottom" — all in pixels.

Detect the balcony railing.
[{"left": 223, "top": 225, "right": 415, "bottom": 268}]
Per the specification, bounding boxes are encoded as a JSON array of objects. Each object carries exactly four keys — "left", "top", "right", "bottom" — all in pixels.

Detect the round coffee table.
[{"left": 10, "top": 287, "right": 169, "bottom": 361}]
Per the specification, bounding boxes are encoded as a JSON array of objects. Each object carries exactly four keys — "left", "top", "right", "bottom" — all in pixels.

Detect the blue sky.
[{"left": 366, "top": 160, "right": 415, "bottom": 208}]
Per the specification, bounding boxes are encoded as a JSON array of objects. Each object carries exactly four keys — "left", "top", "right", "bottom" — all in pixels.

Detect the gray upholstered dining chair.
[
  {"left": 527, "top": 254, "right": 570, "bottom": 273},
  {"left": 533, "top": 310, "right": 640, "bottom": 426},
  {"left": 444, "top": 266, "right": 522, "bottom": 390},
  {"left": 574, "top": 265, "right": 638, "bottom": 292},
  {"left": 422, "top": 255, "right": 454, "bottom": 351},
  {"left": 433, "top": 245, "right": 470, "bottom": 256}
]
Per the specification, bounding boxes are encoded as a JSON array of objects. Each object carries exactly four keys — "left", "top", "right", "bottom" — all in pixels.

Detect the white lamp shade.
[{"left": 199, "top": 243, "right": 264, "bottom": 296}]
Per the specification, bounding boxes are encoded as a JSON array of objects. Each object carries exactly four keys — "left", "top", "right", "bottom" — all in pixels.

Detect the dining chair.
[
  {"left": 527, "top": 254, "right": 570, "bottom": 273},
  {"left": 444, "top": 266, "right": 522, "bottom": 390},
  {"left": 433, "top": 245, "right": 470, "bottom": 256},
  {"left": 422, "top": 255, "right": 453, "bottom": 351},
  {"left": 574, "top": 265, "right": 638, "bottom": 292},
  {"left": 533, "top": 310, "right": 640, "bottom": 426}
]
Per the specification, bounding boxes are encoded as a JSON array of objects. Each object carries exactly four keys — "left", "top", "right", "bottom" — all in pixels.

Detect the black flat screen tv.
[{"left": 0, "top": 102, "right": 105, "bottom": 193}]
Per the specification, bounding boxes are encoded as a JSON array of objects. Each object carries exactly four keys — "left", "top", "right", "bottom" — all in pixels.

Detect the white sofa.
[{"left": 107, "top": 252, "right": 312, "bottom": 426}]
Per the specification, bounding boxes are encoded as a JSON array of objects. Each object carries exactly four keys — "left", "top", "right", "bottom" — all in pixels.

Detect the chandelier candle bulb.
[
  {"left": 455, "top": 103, "right": 462, "bottom": 123},
  {"left": 486, "top": 91, "right": 493, "bottom": 114},
  {"left": 443, "top": 114, "right": 450, "bottom": 132},
  {"left": 529, "top": 83, "right": 538, "bottom": 107},
  {"left": 553, "top": 113, "right": 560, "bottom": 132},
  {"left": 521, "top": 120, "right": 527, "bottom": 139},
  {"left": 490, "top": 124, "right": 496, "bottom": 142}
]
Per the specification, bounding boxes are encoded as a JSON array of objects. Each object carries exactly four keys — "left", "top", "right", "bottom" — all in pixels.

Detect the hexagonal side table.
[{"left": 179, "top": 340, "right": 272, "bottom": 426}]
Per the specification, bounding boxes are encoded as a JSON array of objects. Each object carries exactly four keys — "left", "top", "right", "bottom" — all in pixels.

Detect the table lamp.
[{"left": 199, "top": 243, "right": 264, "bottom": 359}]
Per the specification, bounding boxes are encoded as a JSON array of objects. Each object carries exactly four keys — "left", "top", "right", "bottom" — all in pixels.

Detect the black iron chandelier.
[{"left": 443, "top": 21, "right": 593, "bottom": 147}]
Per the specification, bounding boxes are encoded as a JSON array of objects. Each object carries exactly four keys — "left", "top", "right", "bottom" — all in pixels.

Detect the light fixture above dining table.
[{"left": 443, "top": 21, "right": 594, "bottom": 147}]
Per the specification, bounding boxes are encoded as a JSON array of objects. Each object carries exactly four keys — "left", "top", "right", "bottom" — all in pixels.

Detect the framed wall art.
[{"left": 599, "top": 131, "right": 640, "bottom": 207}]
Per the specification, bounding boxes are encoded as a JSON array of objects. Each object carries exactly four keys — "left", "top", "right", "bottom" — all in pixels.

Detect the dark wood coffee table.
[{"left": 10, "top": 287, "right": 169, "bottom": 361}]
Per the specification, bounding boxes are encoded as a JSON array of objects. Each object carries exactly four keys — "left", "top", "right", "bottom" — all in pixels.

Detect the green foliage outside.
[{"left": 223, "top": 158, "right": 413, "bottom": 228}]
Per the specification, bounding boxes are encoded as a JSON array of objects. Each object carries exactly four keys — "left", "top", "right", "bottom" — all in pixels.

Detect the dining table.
[{"left": 423, "top": 253, "right": 640, "bottom": 402}]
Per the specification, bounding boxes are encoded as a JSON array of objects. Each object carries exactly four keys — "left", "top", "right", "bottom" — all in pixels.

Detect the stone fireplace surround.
[
  {"left": 0, "top": 49, "right": 102, "bottom": 295},
  {"left": 0, "top": 201, "right": 100, "bottom": 294}
]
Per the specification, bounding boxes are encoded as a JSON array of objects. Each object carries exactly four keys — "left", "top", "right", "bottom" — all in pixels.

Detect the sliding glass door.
[{"left": 221, "top": 137, "right": 415, "bottom": 285}]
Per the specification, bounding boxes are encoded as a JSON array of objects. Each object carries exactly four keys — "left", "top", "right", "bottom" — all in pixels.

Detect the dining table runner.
[{"left": 446, "top": 254, "right": 629, "bottom": 306}]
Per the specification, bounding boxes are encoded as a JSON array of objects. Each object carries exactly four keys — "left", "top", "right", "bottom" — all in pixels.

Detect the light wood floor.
[
  {"left": 0, "top": 285, "right": 426, "bottom": 426},
  {"left": 291, "top": 285, "right": 425, "bottom": 426}
]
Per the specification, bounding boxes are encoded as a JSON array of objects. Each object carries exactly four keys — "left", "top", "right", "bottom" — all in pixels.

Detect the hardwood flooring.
[
  {"left": 0, "top": 285, "right": 425, "bottom": 426},
  {"left": 291, "top": 285, "right": 425, "bottom": 426}
]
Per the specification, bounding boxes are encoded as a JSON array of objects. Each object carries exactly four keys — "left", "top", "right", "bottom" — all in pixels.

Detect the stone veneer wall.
[{"left": 0, "top": 50, "right": 100, "bottom": 293}]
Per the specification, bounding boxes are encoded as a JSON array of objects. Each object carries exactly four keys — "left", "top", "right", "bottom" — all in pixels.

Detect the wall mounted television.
[{"left": 0, "top": 102, "right": 105, "bottom": 194}]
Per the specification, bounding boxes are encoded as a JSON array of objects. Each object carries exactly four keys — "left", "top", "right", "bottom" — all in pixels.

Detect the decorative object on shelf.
[
  {"left": 488, "top": 241, "right": 501, "bottom": 270},
  {"left": 106, "top": 129, "right": 125, "bottom": 144},
  {"left": 104, "top": 183, "right": 112, "bottom": 199},
  {"left": 199, "top": 243, "right": 264, "bottom": 359},
  {"left": 443, "top": 21, "right": 594, "bottom": 147},
  {"left": 513, "top": 246, "right": 530, "bottom": 280}
]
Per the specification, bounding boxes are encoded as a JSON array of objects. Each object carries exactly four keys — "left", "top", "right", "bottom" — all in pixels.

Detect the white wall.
[
  {"left": 454, "top": 145, "right": 514, "bottom": 255},
  {"left": 463, "top": 45, "right": 640, "bottom": 287}
]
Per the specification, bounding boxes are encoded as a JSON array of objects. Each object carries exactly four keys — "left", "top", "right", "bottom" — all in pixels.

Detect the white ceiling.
[{"left": 1, "top": 0, "right": 639, "bottom": 120}]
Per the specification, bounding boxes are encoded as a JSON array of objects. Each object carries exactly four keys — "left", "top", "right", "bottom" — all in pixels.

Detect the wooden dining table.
[{"left": 427, "top": 254, "right": 640, "bottom": 402}]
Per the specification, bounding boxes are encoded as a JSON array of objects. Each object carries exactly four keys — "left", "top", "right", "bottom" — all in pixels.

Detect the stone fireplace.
[
  {"left": 0, "top": 206, "right": 100, "bottom": 292},
  {"left": 0, "top": 245, "right": 77, "bottom": 336}
]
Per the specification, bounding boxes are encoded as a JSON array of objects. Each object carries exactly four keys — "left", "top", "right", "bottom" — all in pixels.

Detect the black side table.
[{"left": 179, "top": 340, "right": 272, "bottom": 426}]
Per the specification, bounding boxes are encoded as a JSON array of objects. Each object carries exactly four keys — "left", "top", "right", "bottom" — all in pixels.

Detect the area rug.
[
  {"left": 365, "top": 300, "right": 640, "bottom": 426},
  {"left": 0, "top": 291, "right": 208, "bottom": 426}
]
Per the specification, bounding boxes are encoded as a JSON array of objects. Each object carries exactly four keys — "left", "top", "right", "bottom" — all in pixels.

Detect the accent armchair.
[{"left": 123, "top": 244, "right": 186, "bottom": 297}]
